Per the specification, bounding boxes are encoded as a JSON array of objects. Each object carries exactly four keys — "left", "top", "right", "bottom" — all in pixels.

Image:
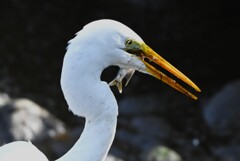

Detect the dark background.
[{"left": 0, "top": 0, "right": 240, "bottom": 160}]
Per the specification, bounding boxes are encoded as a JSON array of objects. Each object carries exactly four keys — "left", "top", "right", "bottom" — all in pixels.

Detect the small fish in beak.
[{"left": 109, "top": 68, "right": 135, "bottom": 93}]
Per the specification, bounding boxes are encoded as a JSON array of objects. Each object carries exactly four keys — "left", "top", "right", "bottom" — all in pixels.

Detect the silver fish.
[{"left": 109, "top": 68, "right": 135, "bottom": 93}]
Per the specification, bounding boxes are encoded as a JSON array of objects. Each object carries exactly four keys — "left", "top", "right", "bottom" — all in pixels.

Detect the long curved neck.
[
  {"left": 59, "top": 46, "right": 118, "bottom": 161},
  {"left": 56, "top": 112, "right": 117, "bottom": 161}
]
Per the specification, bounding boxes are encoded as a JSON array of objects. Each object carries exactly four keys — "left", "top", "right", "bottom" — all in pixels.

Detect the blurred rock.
[
  {"left": 106, "top": 154, "right": 125, "bottom": 161},
  {"left": 0, "top": 97, "right": 66, "bottom": 144},
  {"left": 116, "top": 113, "right": 177, "bottom": 153},
  {"left": 142, "top": 145, "right": 182, "bottom": 161},
  {"left": 212, "top": 145, "right": 240, "bottom": 161},
  {"left": 0, "top": 93, "right": 10, "bottom": 106},
  {"left": 203, "top": 80, "right": 240, "bottom": 136}
]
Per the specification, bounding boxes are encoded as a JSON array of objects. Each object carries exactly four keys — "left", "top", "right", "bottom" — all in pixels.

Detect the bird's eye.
[
  {"left": 124, "top": 39, "right": 142, "bottom": 55},
  {"left": 125, "top": 39, "right": 133, "bottom": 46}
]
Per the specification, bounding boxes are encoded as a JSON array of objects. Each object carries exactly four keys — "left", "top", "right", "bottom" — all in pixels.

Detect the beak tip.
[
  {"left": 140, "top": 43, "right": 201, "bottom": 100},
  {"left": 194, "top": 86, "right": 201, "bottom": 93},
  {"left": 187, "top": 92, "right": 199, "bottom": 100}
]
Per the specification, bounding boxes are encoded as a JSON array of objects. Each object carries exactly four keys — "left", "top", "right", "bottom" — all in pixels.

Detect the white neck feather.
[
  {"left": 56, "top": 112, "right": 117, "bottom": 161},
  {"left": 59, "top": 42, "right": 118, "bottom": 161}
]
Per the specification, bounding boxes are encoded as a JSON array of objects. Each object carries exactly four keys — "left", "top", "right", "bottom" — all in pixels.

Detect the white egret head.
[{"left": 64, "top": 19, "right": 200, "bottom": 107}]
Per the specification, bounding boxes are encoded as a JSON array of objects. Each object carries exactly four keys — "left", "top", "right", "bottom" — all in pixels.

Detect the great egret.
[{"left": 0, "top": 19, "right": 200, "bottom": 161}]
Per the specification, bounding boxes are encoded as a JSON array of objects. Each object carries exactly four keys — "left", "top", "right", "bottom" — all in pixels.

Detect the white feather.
[{"left": 0, "top": 19, "right": 147, "bottom": 161}]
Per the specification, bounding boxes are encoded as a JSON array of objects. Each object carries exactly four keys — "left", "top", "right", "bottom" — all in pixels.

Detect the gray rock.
[
  {"left": 0, "top": 93, "right": 10, "bottom": 106},
  {"left": 0, "top": 98, "right": 66, "bottom": 143},
  {"left": 106, "top": 154, "right": 124, "bottom": 161},
  {"left": 203, "top": 80, "right": 240, "bottom": 135}
]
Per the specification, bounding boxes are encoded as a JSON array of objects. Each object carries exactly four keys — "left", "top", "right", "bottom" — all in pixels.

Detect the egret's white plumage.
[
  {"left": 0, "top": 19, "right": 200, "bottom": 161},
  {"left": 0, "top": 141, "right": 48, "bottom": 161}
]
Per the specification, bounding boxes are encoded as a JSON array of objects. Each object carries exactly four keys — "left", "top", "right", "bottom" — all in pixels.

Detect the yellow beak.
[{"left": 138, "top": 43, "right": 201, "bottom": 100}]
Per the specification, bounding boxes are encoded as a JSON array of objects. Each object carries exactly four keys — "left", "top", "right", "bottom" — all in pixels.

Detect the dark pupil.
[{"left": 127, "top": 40, "right": 132, "bottom": 45}]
